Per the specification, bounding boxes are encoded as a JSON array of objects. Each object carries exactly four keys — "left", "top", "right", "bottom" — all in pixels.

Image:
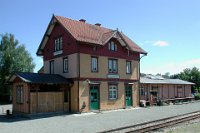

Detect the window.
[
  {"left": 109, "top": 85, "right": 118, "bottom": 100},
  {"left": 108, "top": 41, "right": 117, "bottom": 51},
  {"left": 63, "top": 57, "right": 68, "bottom": 73},
  {"left": 108, "top": 59, "right": 118, "bottom": 73},
  {"left": 91, "top": 57, "right": 98, "bottom": 72},
  {"left": 126, "top": 61, "right": 131, "bottom": 74},
  {"left": 50, "top": 60, "right": 54, "bottom": 74},
  {"left": 140, "top": 87, "right": 145, "bottom": 96},
  {"left": 54, "top": 36, "right": 63, "bottom": 52},
  {"left": 16, "top": 85, "right": 24, "bottom": 104}
]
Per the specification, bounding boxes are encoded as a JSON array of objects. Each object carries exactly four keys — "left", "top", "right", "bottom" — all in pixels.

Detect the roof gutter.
[{"left": 138, "top": 53, "right": 147, "bottom": 105}]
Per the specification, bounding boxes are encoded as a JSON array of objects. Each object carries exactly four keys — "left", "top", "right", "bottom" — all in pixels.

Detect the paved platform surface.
[{"left": 0, "top": 102, "right": 200, "bottom": 133}]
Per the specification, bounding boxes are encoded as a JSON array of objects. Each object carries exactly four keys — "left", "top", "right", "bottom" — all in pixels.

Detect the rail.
[{"left": 99, "top": 111, "right": 200, "bottom": 133}]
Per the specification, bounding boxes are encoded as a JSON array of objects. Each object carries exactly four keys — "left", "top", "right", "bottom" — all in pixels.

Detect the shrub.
[{"left": 194, "top": 93, "right": 200, "bottom": 100}]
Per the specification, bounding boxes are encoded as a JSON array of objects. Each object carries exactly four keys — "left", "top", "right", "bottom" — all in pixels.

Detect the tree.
[
  {"left": 162, "top": 72, "right": 170, "bottom": 79},
  {"left": 0, "top": 33, "right": 35, "bottom": 102},
  {"left": 170, "top": 67, "right": 200, "bottom": 93}
]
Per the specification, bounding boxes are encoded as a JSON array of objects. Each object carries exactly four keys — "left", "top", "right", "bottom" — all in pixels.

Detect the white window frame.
[
  {"left": 109, "top": 85, "right": 118, "bottom": 100},
  {"left": 126, "top": 61, "right": 131, "bottom": 74},
  {"left": 108, "top": 59, "right": 118, "bottom": 73},
  {"left": 91, "top": 57, "right": 98, "bottom": 72},
  {"left": 54, "top": 37, "right": 63, "bottom": 52},
  {"left": 108, "top": 41, "right": 117, "bottom": 51},
  {"left": 63, "top": 57, "right": 68, "bottom": 73}
]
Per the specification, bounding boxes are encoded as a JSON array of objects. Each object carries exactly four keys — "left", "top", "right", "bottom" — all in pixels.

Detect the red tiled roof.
[
  {"left": 55, "top": 15, "right": 112, "bottom": 45},
  {"left": 37, "top": 15, "right": 147, "bottom": 55}
]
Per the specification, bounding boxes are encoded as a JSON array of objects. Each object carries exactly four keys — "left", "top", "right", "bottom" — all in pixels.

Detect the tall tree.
[
  {"left": 170, "top": 67, "right": 200, "bottom": 93},
  {"left": 0, "top": 33, "right": 35, "bottom": 101}
]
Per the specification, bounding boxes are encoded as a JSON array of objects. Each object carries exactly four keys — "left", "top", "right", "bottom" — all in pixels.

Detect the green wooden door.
[
  {"left": 90, "top": 86, "right": 99, "bottom": 110},
  {"left": 125, "top": 86, "right": 132, "bottom": 107}
]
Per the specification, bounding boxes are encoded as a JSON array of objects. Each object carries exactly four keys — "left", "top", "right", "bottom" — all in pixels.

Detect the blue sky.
[{"left": 1, "top": 0, "right": 200, "bottom": 75}]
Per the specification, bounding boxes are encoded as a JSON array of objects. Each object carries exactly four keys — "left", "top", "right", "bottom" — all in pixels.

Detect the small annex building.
[
  {"left": 9, "top": 72, "right": 73, "bottom": 114},
  {"left": 140, "top": 74, "right": 194, "bottom": 105}
]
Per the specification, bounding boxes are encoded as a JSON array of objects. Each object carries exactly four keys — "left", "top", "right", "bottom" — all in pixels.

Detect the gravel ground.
[
  {"left": 0, "top": 102, "right": 200, "bottom": 133},
  {"left": 156, "top": 118, "right": 200, "bottom": 133}
]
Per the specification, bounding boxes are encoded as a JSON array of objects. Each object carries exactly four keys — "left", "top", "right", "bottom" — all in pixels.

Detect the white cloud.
[
  {"left": 140, "top": 40, "right": 169, "bottom": 47},
  {"left": 141, "top": 59, "right": 200, "bottom": 75},
  {"left": 152, "top": 40, "right": 169, "bottom": 47}
]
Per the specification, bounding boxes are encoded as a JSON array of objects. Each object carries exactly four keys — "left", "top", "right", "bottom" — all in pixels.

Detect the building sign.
[
  {"left": 107, "top": 74, "right": 120, "bottom": 79},
  {"left": 54, "top": 50, "right": 63, "bottom": 56}
]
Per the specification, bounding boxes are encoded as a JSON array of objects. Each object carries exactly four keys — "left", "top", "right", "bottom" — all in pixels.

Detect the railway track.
[{"left": 99, "top": 111, "right": 200, "bottom": 133}]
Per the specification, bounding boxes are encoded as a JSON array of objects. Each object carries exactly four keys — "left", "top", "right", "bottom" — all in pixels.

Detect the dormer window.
[
  {"left": 108, "top": 41, "right": 117, "bottom": 51},
  {"left": 54, "top": 36, "right": 62, "bottom": 51},
  {"left": 54, "top": 36, "right": 63, "bottom": 56}
]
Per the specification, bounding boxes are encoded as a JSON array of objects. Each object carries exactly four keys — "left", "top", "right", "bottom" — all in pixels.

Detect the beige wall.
[
  {"left": 70, "top": 81, "right": 79, "bottom": 112},
  {"left": 13, "top": 82, "right": 29, "bottom": 113},
  {"left": 79, "top": 81, "right": 139, "bottom": 112},
  {"left": 133, "top": 82, "right": 139, "bottom": 107},
  {"left": 44, "top": 53, "right": 78, "bottom": 78},
  {"left": 80, "top": 53, "right": 139, "bottom": 80},
  {"left": 43, "top": 52, "right": 140, "bottom": 112},
  {"left": 100, "top": 82, "right": 125, "bottom": 111}
]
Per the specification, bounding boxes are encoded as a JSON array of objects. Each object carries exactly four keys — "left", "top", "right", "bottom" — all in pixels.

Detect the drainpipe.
[
  {"left": 77, "top": 41, "right": 80, "bottom": 113},
  {"left": 138, "top": 53, "right": 147, "bottom": 106}
]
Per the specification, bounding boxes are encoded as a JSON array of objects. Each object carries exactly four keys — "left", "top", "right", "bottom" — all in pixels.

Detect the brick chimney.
[
  {"left": 79, "top": 19, "right": 86, "bottom": 23},
  {"left": 95, "top": 23, "right": 101, "bottom": 26}
]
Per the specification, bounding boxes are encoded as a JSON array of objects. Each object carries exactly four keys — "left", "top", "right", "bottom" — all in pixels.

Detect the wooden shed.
[
  {"left": 9, "top": 72, "right": 73, "bottom": 114},
  {"left": 140, "top": 75, "right": 194, "bottom": 105}
]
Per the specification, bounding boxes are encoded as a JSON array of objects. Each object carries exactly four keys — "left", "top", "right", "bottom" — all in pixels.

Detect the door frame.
[
  {"left": 124, "top": 85, "right": 133, "bottom": 107},
  {"left": 89, "top": 85, "right": 100, "bottom": 111}
]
